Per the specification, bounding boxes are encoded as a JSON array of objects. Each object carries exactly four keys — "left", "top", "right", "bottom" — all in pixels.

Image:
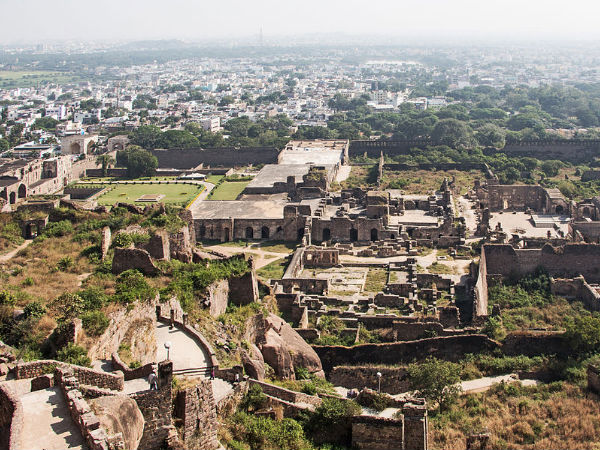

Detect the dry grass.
[
  {"left": 2, "top": 235, "right": 94, "bottom": 305},
  {"left": 431, "top": 383, "right": 600, "bottom": 450}
]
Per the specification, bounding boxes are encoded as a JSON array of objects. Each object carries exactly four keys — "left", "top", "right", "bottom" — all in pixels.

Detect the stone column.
[{"left": 403, "top": 402, "right": 428, "bottom": 450}]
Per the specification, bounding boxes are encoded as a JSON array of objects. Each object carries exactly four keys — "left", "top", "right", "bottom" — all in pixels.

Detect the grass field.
[
  {"left": 208, "top": 180, "right": 250, "bottom": 200},
  {"left": 0, "top": 70, "right": 82, "bottom": 88},
  {"left": 205, "top": 175, "right": 225, "bottom": 184},
  {"left": 256, "top": 258, "right": 289, "bottom": 281},
  {"left": 76, "top": 183, "right": 204, "bottom": 205}
]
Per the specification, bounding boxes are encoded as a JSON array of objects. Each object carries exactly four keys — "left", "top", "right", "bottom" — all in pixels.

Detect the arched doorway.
[
  {"left": 245, "top": 227, "right": 254, "bottom": 239},
  {"left": 555, "top": 205, "right": 564, "bottom": 215},
  {"left": 350, "top": 228, "right": 358, "bottom": 242},
  {"left": 322, "top": 228, "right": 331, "bottom": 242},
  {"left": 70, "top": 142, "right": 81, "bottom": 154},
  {"left": 261, "top": 226, "right": 269, "bottom": 239},
  {"left": 583, "top": 207, "right": 591, "bottom": 218},
  {"left": 297, "top": 228, "right": 304, "bottom": 240},
  {"left": 18, "top": 184, "right": 26, "bottom": 198},
  {"left": 223, "top": 228, "right": 230, "bottom": 242},
  {"left": 0, "top": 189, "right": 6, "bottom": 201},
  {"left": 9, "top": 192, "right": 16, "bottom": 204},
  {"left": 199, "top": 225, "right": 206, "bottom": 239},
  {"left": 370, "top": 228, "right": 378, "bottom": 241}
]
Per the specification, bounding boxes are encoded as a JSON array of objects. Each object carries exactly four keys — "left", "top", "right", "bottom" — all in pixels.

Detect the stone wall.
[
  {"left": 130, "top": 361, "right": 176, "bottom": 450},
  {"left": 207, "top": 279, "right": 230, "bottom": 317},
  {"left": 483, "top": 243, "right": 600, "bottom": 284},
  {"left": 551, "top": 277, "right": 600, "bottom": 312},
  {"left": 55, "top": 368, "right": 126, "bottom": 450},
  {"left": 501, "top": 331, "right": 569, "bottom": 357},
  {"left": 499, "top": 140, "right": 600, "bottom": 163},
  {"left": 151, "top": 147, "right": 279, "bottom": 169},
  {"left": 351, "top": 402, "right": 428, "bottom": 450},
  {"left": 329, "top": 366, "right": 410, "bottom": 394},
  {"left": 173, "top": 379, "right": 219, "bottom": 448},
  {"left": 473, "top": 250, "right": 489, "bottom": 319},
  {"left": 112, "top": 247, "right": 158, "bottom": 275},
  {"left": 588, "top": 365, "right": 600, "bottom": 394},
  {"left": 13, "top": 360, "right": 124, "bottom": 391},
  {"left": 229, "top": 271, "right": 259, "bottom": 306},
  {"left": 249, "top": 379, "right": 322, "bottom": 407},
  {"left": 0, "top": 382, "right": 22, "bottom": 450},
  {"left": 111, "top": 353, "right": 154, "bottom": 381},
  {"left": 571, "top": 221, "right": 600, "bottom": 243},
  {"left": 314, "top": 335, "right": 498, "bottom": 373}
]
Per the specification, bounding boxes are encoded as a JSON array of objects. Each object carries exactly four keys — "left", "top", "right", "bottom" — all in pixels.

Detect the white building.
[
  {"left": 45, "top": 105, "right": 67, "bottom": 120},
  {"left": 201, "top": 117, "right": 221, "bottom": 133}
]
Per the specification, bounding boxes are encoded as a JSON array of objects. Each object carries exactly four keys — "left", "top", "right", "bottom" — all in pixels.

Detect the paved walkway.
[
  {"left": 20, "top": 387, "right": 86, "bottom": 450},
  {"left": 0, "top": 240, "right": 32, "bottom": 263},
  {"left": 155, "top": 322, "right": 211, "bottom": 373},
  {"left": 460, "top": 374, "right": 538, "bottom": 394}
]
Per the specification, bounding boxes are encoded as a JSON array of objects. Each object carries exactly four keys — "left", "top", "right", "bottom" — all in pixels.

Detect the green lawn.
[
  {"left": 257, "top": 258, "right": 289, "bottom": 281},
  {"left": 208, "top": 181, "right": 250, "bottom": 201},
  {"left": 0, "top": 71, "right": 82, "bottom": 88},
  {"left": 76, "top": 183, "right": 204, "bottom": 206},
  {"left": 205, "top": 175, "right": 225, "bottom": 185}
]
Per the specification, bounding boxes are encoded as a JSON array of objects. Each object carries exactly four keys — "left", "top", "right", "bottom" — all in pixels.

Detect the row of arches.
[
  {"left": 0, "top": 184, "right": 26, "bottom": 205},
  {"left": 320, "top": 228, "right": 379, "bottom": 242}
]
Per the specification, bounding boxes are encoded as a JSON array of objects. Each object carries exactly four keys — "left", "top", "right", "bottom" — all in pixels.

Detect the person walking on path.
[{"left": 148, "top": 369, "right": 158, "bottom": 390}]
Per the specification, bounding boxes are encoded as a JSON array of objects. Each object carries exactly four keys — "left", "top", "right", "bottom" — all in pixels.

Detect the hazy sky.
[{"left": 1, "top": 0, "right": 600, "bottom": 44}]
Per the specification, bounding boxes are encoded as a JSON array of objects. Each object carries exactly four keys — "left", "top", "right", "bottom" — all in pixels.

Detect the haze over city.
[{"left": 1, "top": 0, "right": 600, "bottom": 43}]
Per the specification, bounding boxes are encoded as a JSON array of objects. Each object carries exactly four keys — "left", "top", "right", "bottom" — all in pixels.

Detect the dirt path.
[
  {"left": 204, "top": 244, "right": 289, "bottom": 269},
  {"left": 19, "top": 387, "right": 86, "bottom": 450},
  {"left": 0, "top": 240, "right": 31, "bottom": 263}
]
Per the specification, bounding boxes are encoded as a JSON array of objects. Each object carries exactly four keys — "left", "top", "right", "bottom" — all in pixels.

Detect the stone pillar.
[
  {"left": 156, "top": 305, "right": 162, "bottom": 319},
  {"left": 170, "top": 309, "right": 175, "bottom": 329},
  {"left": 183, "top": 313, "right": 188, "bottom": 326},
  {"left": 158, "top": 360, "right": 173, "bottom": 390},
  {"left": 403, "top": 402, "right": 428, "bottom": 450}
]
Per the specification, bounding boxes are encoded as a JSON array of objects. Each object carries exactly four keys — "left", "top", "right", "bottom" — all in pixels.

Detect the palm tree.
[{"left": 96, "top": 154, "right": 116, "bottom": 177}]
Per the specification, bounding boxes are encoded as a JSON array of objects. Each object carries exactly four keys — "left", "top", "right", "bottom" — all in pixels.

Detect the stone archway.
[
  {"left": 18, "top": 184, "right": 26, "bottom": 199},
  {"left": 199, "top": 225, "right": 206, "bottom": 239},
  {"left": 583, "top": 207, "right": 591, "bottom": 218},
  {"left": 261, "top": 226, "right": 269, "bottom": 239},
  {"left": 9, "top": 192, "right": 16, "bottom": 204},
  {"left": 555, "top": 205, "right": 564, "bottom": 215},
  {"left": 350, "top": 228, "right": 358, "bottom": 242},
  {"left": 370, "top": 228, "right": 379, "bottom": 241},
  {"left": 245, "top": 227, "right": 254, "bottom": 239},
  {"left": 322, "top": 228, "right": 331, "bottom": 242},
  {"left": 70, "top": 142, "right": 81, "bottom": 154},
  {"left": 223, "top": 228, "right": 230, "bottom": 242},
  {"left": 0, "top": 189, "right": 7, "bottom": 201}
]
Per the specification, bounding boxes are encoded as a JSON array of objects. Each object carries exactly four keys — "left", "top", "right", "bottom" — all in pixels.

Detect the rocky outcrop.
[
  {"left": 90, "top": 395, "right": 145, "bottom": 450},
  {"left": 112, "top": 247, "right": 158, "bottom": 275},
  {"left": 241, "top": 344, "right": 265, "bottom": 380},
  {"left": 255, "top": 314, "right": 323, "bottom": 379}
]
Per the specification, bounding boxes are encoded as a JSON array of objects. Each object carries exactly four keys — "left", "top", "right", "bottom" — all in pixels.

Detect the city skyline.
[{"left": 1, "top": 0, "right": 600, "bottom": 44}]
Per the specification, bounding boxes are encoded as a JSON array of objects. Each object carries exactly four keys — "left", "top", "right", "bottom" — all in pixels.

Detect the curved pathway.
[
  {"left": 155, "top": 322, "right": 211, "bottom": 374},
  {"left": 0, "top": 240, "right": 32, "bottom": 263},
  {"left": 19, "top": 387, "right": 85, "bottom": 450}
]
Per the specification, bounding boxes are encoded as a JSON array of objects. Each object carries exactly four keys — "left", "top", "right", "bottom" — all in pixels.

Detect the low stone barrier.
[
  {"left": 111, "top": 352, "right": 154, "bottom": 381},
  {"left": 0, "top": 382, "right": 23, "bottom": 450},
  {"left": 14, "top": 360, "right": 124, "bottom": 391},
  {"left": 329, "top": 366, "right": 410, "bottom": 394},
  {"left": 249, "top": 379, "right": 322, "bottom": 407},
  {"left": 55, "top": 368, "right": 125, "bottom": 450}
]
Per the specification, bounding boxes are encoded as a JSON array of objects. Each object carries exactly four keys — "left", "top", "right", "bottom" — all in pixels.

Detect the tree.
[
  {"left": 541, "top": 160, "right": 563, "bottom": 177},
  {"left": 130, "top": 124, "right": 162, "bottom": 149},
  {"left": 475, "top": 123, "right": 506, "bottom": 148},
  {"left": 565, "top": 316, "right": 600, "bottom": 355},
  {"left": 33, "top": 117, "right": 59, "bottom": 131},
  {"left": 0, "top": 138, "right": 8, "bottom": 152},
  {"left": 407, "top": 357, "right": 462, "bottom": 412},
  {"left": 117, "top": 146, "right": 158, "bottom": 178},
  {"left": 96, "top": 154, "right": 116, "bottom": 177},
  {"left": 49, "top": 292, "right": 84, "bottom": 322},
  {"left": 431, "top": 118, "right": 475, "bottom": 149}
]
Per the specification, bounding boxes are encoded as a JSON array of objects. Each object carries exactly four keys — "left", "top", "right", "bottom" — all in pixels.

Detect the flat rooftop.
[
  {"left": 245, "top": 164, "right": 310, "bottom": 189},
  {"left": 390, "top": 210, "right": 439, "bottom": 226},
  {"left": 189, "top": 200, "right": 284, "bottom": 219},
  {"left": 279, "top": 140, "right": 347, "bottom": 165},
  {"left": 489, "top": 212, "right": 570, "bottom": 238}
]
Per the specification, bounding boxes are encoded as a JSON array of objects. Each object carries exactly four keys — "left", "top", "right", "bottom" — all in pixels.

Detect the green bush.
[
  {"left": 56, "top": 343, "right": 91, "bottom": 367},
  {"left": 42, "top": 220, "right": 73, "bottom": 237},
  {"left": 56, "top": 256, "right": 74, "bottom": 271},
  {"left": 231, "top": 412, "right": 308, "bottom": 450},
  {"left": 302, "top": 397, "right": 361, "bottom": 447},
  {"left": 0, "top": 291, "right": 16, "bottom": 306},
  {"left": 114, "top": 269, "right": 157, "bottom": 304},
  {"left": 23, "top": 301, "right": 46, "bottom": 319},
  {"left": 111, "top": 233, "right": 133, "bottom": 248},
  {"left": 241, "top": 384, "right": 268, "bottom": 412},
  {"left": 81, "top": 310, "right": 110, "bottom": 336},
  {"left": 78, "top": 286, "right": 109, "bottom": 311}
]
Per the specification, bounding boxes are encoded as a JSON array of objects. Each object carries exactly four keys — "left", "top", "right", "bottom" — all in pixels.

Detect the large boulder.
[
  {"left": 241, "top": 344, "right": 265, "bottom": 380},
  {"left": 112, "top": 247, "right": 158, "bottom": 275},
  {"left": 257, "top": 314, "right": 323, "bottom": 379},
  {"left": 90, "top": 395, "right": 145, "bottom": 450}
]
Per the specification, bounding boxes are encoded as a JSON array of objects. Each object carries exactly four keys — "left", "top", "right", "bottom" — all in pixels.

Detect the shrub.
[
  {"left": 111, "top": 233, "right": 133, "bottom": 248},
  {"left": 81, "top": 310, "right": 110, "bottom": 336},
  {"left": 49, "top": 292, "right": 84, "bottom": 322},
  {"left": 302, "top": 397, "right": 361, "bottom": 446},
  {"left": 114, "top": 269, "right": 157, "bottom": 304},
  {"left": 56, "top": 256, "right": 74, "bottom": 271},
  {"left": 78, "top": 286, "right": 109, "bottom": 311},
  {"left": 56, "top": 343, "right": 91, "bottom": 367},
  {"left": 295, "top": 366, "right": 310, "bottom": 380},
  {"left": 22, "top": 277, "right": 34, "bottom": 286},
  {"left": 0, "top": 290, "right": 16, "bottom": 306},
  {"left": 241, "top": 384, "right": 268, "bottom": 412},
  {"left": 408, "top": 356, "right": 462, "bottom": 412},
  {"left": 42, "top": 220, "right": 73, "bottom": 237},
  {"left": 23, "top": 301, "right": 46, "bottom": 319}
]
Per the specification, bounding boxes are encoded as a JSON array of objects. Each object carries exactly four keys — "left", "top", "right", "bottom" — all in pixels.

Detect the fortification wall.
[
  {"left": 483, "top": 243, "right": 600, "bottom": 283},
  {"left": 499, "top": 140, "right": 600, "bottom": 163},
  {"left": 0, "top": 382, "right": 22, "bottom": 450},
  {"left": 151, "top": 147, "right": 279, "bottom": 169},
  {"left": 329, "top": 366, "right": 410, "bottom": 394},
  {"left": 314, "top": 335, "right": 498, "bottom": 373},
  {"left": 173, "top": 379, "right": 219, "bottom": 447}
]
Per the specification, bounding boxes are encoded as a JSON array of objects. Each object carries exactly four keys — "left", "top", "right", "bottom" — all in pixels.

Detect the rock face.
[
  {"left": 112, "top": 247, "right": 158, "bottom": 275},
  {"left": 255, "top": 314, "right": 323, "bottom": 379},
  {"left": 90, "top": 395, "right": 145, "bottom": 450},
  {"left": 241, "top": 344, "right": 265, "bottom": 381}
]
